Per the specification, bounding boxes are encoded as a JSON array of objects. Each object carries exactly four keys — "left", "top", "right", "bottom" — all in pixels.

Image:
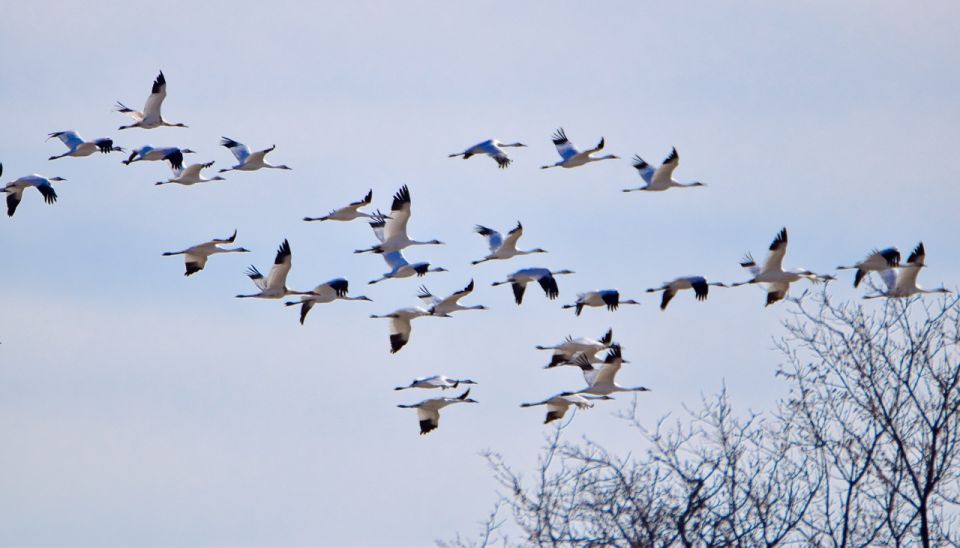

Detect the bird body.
[
  {"left": 491, "top": 267, "right": 574, "bottom": 304},
  {"left": 418, "top": 280, "right": 487, "bottom": 316},
  {"left": 572, "top": 346, "right": 650, "bottom": 396},
  {"left": 370, "top": 307, "right": 434, "bottom": 353},
  {"left": 155, "top": 161, "right": 225, "bottom": 186},
  {"left": 162, "top": 230, "right": 249, "bottom": 276},
  {"left": 394, "top": 375, "right": 477, "bottom": 391},
  {"left": 397, "top": 388, "right": 477, "bottom": 435},
  {"left": 541, "top": 128, "right": 618, "bottom": 169},
  {"left": 622, "top": 148, "right": 705, "bottom": 192},
  {"left": 1, "top": 164, "right": 64, "bottom": 217},
  {"left": 115, "top": 71, "right": 187, "bottom": 130},
  {"left": 521, "top": 393, "right": 612, "bottom": 424},
  {"left": 449, "top": 139, "right": 526, "bottom": 169},
  {"left": 562, "top": 289, "right": 640, "bottom": 316},
  {"left": 864, "top": 243, "right": 950, "bottom": 299},
  {"left": 355, "top": 185, "right": 443, "bottom": 254},
  {"left": 219, "top": 137, "right": 291, "bottom": 172},
  {"left": 47, "top": 131, "right": 123, "bottom": 160},
  {"left": 646, "top": 276, "right": 727, "bottom": 310},
  {"left": 472, "top": 221, "right": 546, "bottom": 264},
  {"left": 284, "top": 278, "right": 371, "bottom": 324},
  {"left": 368, "top": 248, "right": 447, "bottom": 285},
  {"left": 732, "top": 228, "right": 831, "bottom": 306},
  {"left": 837, "top": 247, "right": 901, "bottom": 288},
  {"left": 537, "top": 328, "right": 614, "bottom": 368},
  {"left": 123, "top": 146, "right": 195, "bottom": 173},
  {"left": 304, "top": 190, "right": 378, "bottom": 222}
]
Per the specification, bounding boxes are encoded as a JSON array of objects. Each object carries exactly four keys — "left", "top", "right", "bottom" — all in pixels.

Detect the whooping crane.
[
  {"left": 284, "top": 278, "right": 372, "bottom": 324},
  {"left": 562, "top": 290, "right": 641, "bottom": 316},
  {"left": 1, "top": 164, "right": 64, "bottom": 217},
  {"left": 520, "top": 392, "right": 613, "bottom": 424},
  {"left": 491, "top": 267, "right": 575, "bottom": 304},
  {"left": 837, "top": 247, "right": 901, "bottom": 288},
  {"left": 162, "top": 230, "right": 250, "bottom": 276},
  {"left": 397, "top": 388, "right": 478, "bottom": 435},
  {"left": 622, "top": 148, "right": 705, "bottom": 192},
  {"left": 449, "top": 139, "right": 526, "bottom": 169},
  {"left": 123, "top": 146, "right": 196, "bottom": 172},
  {"left": 354, "top": 185, "right": 443, "bottom": 254},
  {"left": 572, "top": 345, "right": 651, "bottom": 397},
  {"left": 47, "top": 131, "right": 123, "bottom": 160},
  {"left": 115, "top": 71, "right": 188, "bottom": 130},
  {"left": 370, "top": 307, "right": 437, "bottom": 354},
  {"left": 540, "top": 128, "right": 618, "bottom": 169},
  {"left": 236, "top": 239, "right": 307, "bottom": 299},
  {"left": 394, "top": 375, "right": 477, "bottom": 391},
  {"left": 418, "top": 279, "right": 488, "bottom": 316},
  {"left": 303, "top": 190, "right": 381, "bottom": 222},
  {"left": 218, "top": 137, "right": 291, "bottom": 172},
  {"left": 864, "top": 243, "right": 951, "bottom": 299},
  {"left": 155, "top": 161, "right": 225, "bottom": 186},
  {"left": 646, "top": 276, "right": 728, "bottom": 310},
  {"left": 472, "top": 221, "right": 546, "bottom": 265},
  {"left": 536, "top": 328, "right": 614, "bottom": 368},
  {"left": 368, "top": 247, "right": 447, "bottom": 285},
  {"left": 731, "top": 228, "right": 833, "bottom": 306}
]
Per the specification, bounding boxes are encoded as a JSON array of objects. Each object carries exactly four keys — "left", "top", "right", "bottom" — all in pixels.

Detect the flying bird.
[
  {"left": 354, "top": 185, "right": 443, "bottom": 254},
  {"left": 394, "top": 375, "right": 477, "bottom": 391},
  {"left": 47, "top": 131, "right": 123, "bottom": 160},
  {"left": 115, "top": 71, "right": 188, "bottom": 130},
  {"left": 304, "top": 190, "right": 381, "bottom": 222},
  {"left": 284, "top": 278, "right": 372, "bottom": 324},
  {"left": 370, "top": 307, "right": 435, "bottom": 353},
  {"left": 491, "top": 267, "right": 575, "bottom": 304},
  {"left": 472, "top": 221, "right": 546, "bottom": 265},
  {"left": 622, "top": 148, "right": 705, "bottom": 192},
  {"left": 521, "top": 393, "right": 613, "bottom": 424},
  {"left": 1, "top": 164, "right": 64, "bottom": 217},
  {"left": 368, "top": 247, "right": 447, "bottom": 285},
  {"left": 218, "top": 137, "right": 291, "bottom": 172},
  {"left": 123, "top": 146, "right": 196, "bottom": 172},
  {"left": 541, "top": 128, "right": 618, "bottom": 169},
  {"left": 155, "top": 161, "right": 225, "bottom": 186},
  {"left": 397, "top": 388, "right": 478, "bottom": 435},
  {"left": 448, "top": 139, "right": 526, "bottom": 169},
  {"left": 837, "top": 247, "right": 901, "bottom": 288},
  {"left": 162, "top": 230, "right": 250, "bottom": 276},
  {"left": 536, "top": 328, "right": 614, "bottom": 368},
  {"left": 572, "top": 345, "right": 651, "bottom": 397},
  {"left": 731, "top": 228, "right": 833, "bottom": 306},
  {"left": 864, "top": 243, "right": 950, "bottom": 299},
  {"left": 562, "top": 290, "right": 641, "bottom": 316},
  {"left": 646, "top": 276, "right": 728, "bottom": 310},
  {"left": 236, "top": 239, "right": 307, "bottom": 299},
  {"left": 418, "top": 280, "right": 488, "bottom": 316}
]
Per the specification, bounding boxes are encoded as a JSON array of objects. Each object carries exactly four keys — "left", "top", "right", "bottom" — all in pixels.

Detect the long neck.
[{"left": 589, "top": 155, "right": 618, "bottom": 162}]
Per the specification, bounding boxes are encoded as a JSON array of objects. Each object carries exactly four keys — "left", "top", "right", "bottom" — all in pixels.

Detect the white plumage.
[
  {"left": 449, "top": 139, "right": 526, "bottom": 169},
  {"left": 540, "top": 128, "right": 618, "bottom": 169},
  {"left": 115, "top": 71, "right": 188, "bottom": 130},
  {"left": 622, "top": 148, "right": 705, "bottom": 192},
  {"left": 47, "top": 131, "right": 124, "bottom": 160}
]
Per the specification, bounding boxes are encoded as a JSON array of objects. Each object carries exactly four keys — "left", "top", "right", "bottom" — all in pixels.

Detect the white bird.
[
  {"left": 562, "top": 290, "right": 641, "bottom": 316},
  {"left": 355, "top": 185, "right": 444, "bottom": 254},
  {"left": 218, "top": 137, "right": 291, "bottom": 172},
  {"left": 472, "top": 221, "right": 546, "bottom": 265},
  {"left": 1, "top": 164, "right": 64, "bottom": 217},
  {"left": 47, "top": 131, "right": 124, "bottom": 160},
  {"left": 622, "top": 148, "right": 705, "bottom": 192},
  {"left": 303, "top": 190, "right": 381, "bottom": 222},
  {"left": 236, "top": 239, "right": 307, "bottom": 299},
  {"left": 491, "top": 267, "right": 575, "bottom": 305},
  {"left": 123, "top": 146, "right": 196, "bottom": 172},
  {"left": 155, "top": 161, "right": 226, "bottom": 186},
  {"left": 449, "top": 139, "right": 527, "bottom": 169},
  {"left": 162, "top": 230, "right": 250, "bottom": 276},
  {"left": 114, "top": 71, "right": 188, "bottom": 130},
  {"left": 864, "top": 243, "right": 950, "bottom": 299},
  {"left": 646, "top": 276, "right": 728, "bottom": 310},
  {"left": 370, "top": 307, "right": 437, "bottom": 354},
  {"left": 572, "top": 345, "right": 651, "bottom": 396},
  {"left": 397, "top": 388, "right": 478, "bottom": 435},
  {"left": 284, "top": 278, "right": 372, "bottom": 324},
  {"left": 731, "top": 228, "right": 833, "bottom": 306},
  {"left": 536, "top": 328, "right": 614, "bottom": 368},
  {"left": 837, "top": 247, "right": 901, "bottom": 288},
  {"left": 418, "top": 280, "right": 488, "bottom": 316},
  {"left": 540, "top": 128, "right": 618, "bottom": 169},
  {"left": 369, "top": 247, "right": 447, "bottom": 285},
  {"left": 394, "top": 375, "right": 477, "bottom": 391},
  {"left": 520, "top": 392, "right": 613, "bottom": 424}
]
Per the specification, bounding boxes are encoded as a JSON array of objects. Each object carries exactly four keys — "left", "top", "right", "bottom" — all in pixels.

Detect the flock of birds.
[{"left": 3, "top": 71, "right": 953, "bottom": 435}]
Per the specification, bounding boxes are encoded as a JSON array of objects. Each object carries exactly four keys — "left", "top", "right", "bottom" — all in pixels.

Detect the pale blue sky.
[{"left": 1, "top": 1, "right": 959, "bottom": 545}]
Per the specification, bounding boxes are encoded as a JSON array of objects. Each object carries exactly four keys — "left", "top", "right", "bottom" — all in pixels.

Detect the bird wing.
[
  {"left": 163, "top": 149, "right": 186, "bottom": 173},
  {"left": 220, "top": 137, "right": 251, "bottom": 164},
  {"left": 537, "top": 274, "right": 560, "bottom": 300},
  {"left": 660, "top": 288, "right": 677, "bottom": 310},
  {"left": 416, "top": 408, "right": 440, "bottom": 434},
  {"left": 184, "top": 253, "right": 208, "bottom": 276},
  {"left": 511, "top": 281, "right": 527, "bottom": 305},
  {"left": 178, "top": 163, "right": 205, "bottom": 179},
  {"left": 651, "top": 147, "right": 679, "bottom": 186},
  {"left": 325, "top": 278, "right": 349, "bottom": 298},
  {"left": 877, "top": 268, "right": 898, "bottom": 292},
  {"left": 417, "top": 285, "right": 440, "bottom": 306},
  {"left": 631, "top": 154, "right": 655, "bottom": 184},
  {"left": 142, "top": 71, "right": 167, "bottom": 121},
  {"left": 906, "top": 242, "right": 925, "bottom": 267},
  {"left": 265, "top": 239, "right": 292, "bottom": 289},
  {"left": 383, "top": 250, "right": 410, "bottom": 271},
  {"left": 765, "top": 281, "right": 790, "bottom": 306},
  {"left": 690, "top": 277, "right": 709, "bottom": 301},
  {"left": 475, "top": 225, "right": 503, "bottom": 253},
  {"left": 35, "top": 182, "right": 58, "bottom": 204},
  {"left": 245, "top": 265, "right": 268, "bottom": 290},
  {"left": 368, "top": 216, "right": 387, "bottom": 243},
  {"left": 551, "top": 128, "right": 580, "bottom": 161},
  {"left": 389, "top": 316, "right": 413, "bottom": 354},
  {"left": 211, "top": 229, "right": 238, "bottom": 244},
  {"left": 5, "top": 188, "right": 23, "bottom": 217},
  {"left": 384, "top": 185, "right": 412, "bottom": 242},
  {"left": 544, "top": 402, "right": 569, "bottom": 423},
  {"left": 761, "top": 228, "right": 788, "bottom": 275},
  {"left": 49, "top": 131, "right": 83, "bottom": 150},
  {"left": 591, "top": 362, "right": 622, "bottom": 388},
  {"left": 500, "top": 221, "right": 524, "bottom": 252},
  {"left": 349, "top": 189, "right": 373, "bottom": 208},
  {"left": 896, "top": 266, "right": 922, "bottom": 294}
]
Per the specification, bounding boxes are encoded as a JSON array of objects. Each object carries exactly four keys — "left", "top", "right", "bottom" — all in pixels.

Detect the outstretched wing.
[
  {"left": 349, "top": 189, "right": 373, "bottom": 207},
  {"left": 220, "top": 137, "right": 251, "bottom": 164},
  {"left": 500, "top": 221, "right": 524, "bottom": 252},
  {"left": 265, "top": 239, "right": 292, "bottom": 290},
  {"left": 49, "top": 131, "right": 84, "bottom": 150},
  {"left": 551, "top": 128, "right": 579, "bottom": 161},
  {"left": 760, "top": 228, "right": 788, "bottom": 275},
  {"left": 142, "top": 71, "right": 167, "bottom": 121},
  {"left": 383, "top": 185, "right": 412, "bottom": 242},
  {"left": 474, "top": 225, "right": 503, "bottom": 253},
  {"left": 651, "top": 147, "right": 679, "bottom": 186},
  {"left": 538, "top": 274, "right": 560, "bottom": 300},
  {"left": 631, "top": 154, "right": 655, "bottom": 184},
  {"left": 35, "top": 182, "right": 58, "bottom": 205}
]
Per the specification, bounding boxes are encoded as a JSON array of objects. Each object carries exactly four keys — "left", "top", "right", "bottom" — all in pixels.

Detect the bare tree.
[{"left": 450, "top": 292, "right": 960, "bottom": 547}]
